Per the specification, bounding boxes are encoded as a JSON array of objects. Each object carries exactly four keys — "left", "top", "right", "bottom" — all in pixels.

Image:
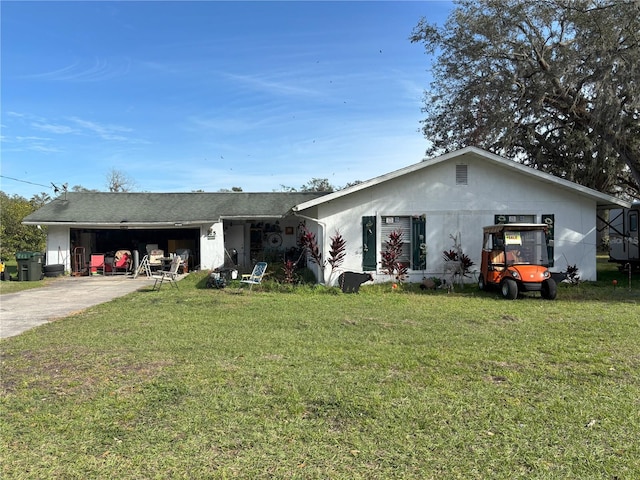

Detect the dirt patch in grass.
[{"left": 1, "top": 346, "right": 173, "bottom": 398}]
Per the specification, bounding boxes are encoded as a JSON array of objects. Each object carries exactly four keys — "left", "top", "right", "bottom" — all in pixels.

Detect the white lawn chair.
[
  {"left": 151, "top": 256, "right": 181, "bottom": 290},
  {"left": 148, "top": 249, "right": 165, "bottom": 271},
  {"left": 240, "top": 262, "right": 268, "bottom": 290}
]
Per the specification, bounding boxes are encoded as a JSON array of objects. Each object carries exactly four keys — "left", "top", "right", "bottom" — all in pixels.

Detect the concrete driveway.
[{"left": 0, "top": 275, "right": 156, "bottom": 339}]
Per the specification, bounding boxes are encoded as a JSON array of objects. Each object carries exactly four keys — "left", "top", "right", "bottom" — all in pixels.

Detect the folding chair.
[
  {"left": 148, "top": 249, "right": 165, "bottom": 271},
  {"left": 240, "top": 262, "right": 268, "bottom": 290},
  {"left": 151, "top": 256, "right": 181, "bottom": 290}
]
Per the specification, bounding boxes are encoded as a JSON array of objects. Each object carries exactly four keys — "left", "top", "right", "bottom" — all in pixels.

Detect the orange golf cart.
[{"left": 479, "top": 223, "right": 557, "bottom": 300}]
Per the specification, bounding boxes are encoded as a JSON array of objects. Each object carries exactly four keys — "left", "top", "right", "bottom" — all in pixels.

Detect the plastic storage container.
[{"left": 15, "top": 252, "right": 44, "bottom": 281}]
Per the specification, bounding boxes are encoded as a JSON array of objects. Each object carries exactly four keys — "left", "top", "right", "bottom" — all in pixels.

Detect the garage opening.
[{"left": 70, "top": 227, "right": 200, "bottom": 271}]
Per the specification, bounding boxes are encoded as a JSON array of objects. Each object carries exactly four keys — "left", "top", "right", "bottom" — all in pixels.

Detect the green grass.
[
  {"left": 0, "top": 276, "right": 55, "bottom": 294},
  {"left": 0, "top": 260, "right": 52, "bottom": 294},
  {"left": 1, "top": 260, "right": 639, "bottom": 479}
]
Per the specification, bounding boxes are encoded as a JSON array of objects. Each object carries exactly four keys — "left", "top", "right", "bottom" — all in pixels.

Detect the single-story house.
[
  {"left": 24, "top": 147, "right": 630, "bottom": 283},
  {"left": 292, "top": 147, "right": 630, "bottom": 283},
  {"left": 22, "top": 191, "right": 328, "bottom": 275}
]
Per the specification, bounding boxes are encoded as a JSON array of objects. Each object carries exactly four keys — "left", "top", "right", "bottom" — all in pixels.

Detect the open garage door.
[{"left": 71, "top": 227, "right": 200, "bottom": 272}]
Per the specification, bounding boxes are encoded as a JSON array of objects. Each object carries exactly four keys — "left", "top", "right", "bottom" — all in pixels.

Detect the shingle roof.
[{"left": 23, "top": 192, "right": 329, "bottom": 225}]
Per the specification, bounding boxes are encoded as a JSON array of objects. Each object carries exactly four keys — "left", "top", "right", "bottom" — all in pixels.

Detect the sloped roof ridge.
[{"left": 292, "top": 146, "right": 630, "bottom": 211}]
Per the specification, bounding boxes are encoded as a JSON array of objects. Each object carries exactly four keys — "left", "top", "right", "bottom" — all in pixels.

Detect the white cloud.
[{"left": 22, "top": 57, "right": 131, "bottom": 82}]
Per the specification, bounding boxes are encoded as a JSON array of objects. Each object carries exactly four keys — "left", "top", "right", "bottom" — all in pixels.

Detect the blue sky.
[{"left": 1, "top": 1, "right": 453, "bottom": 198}]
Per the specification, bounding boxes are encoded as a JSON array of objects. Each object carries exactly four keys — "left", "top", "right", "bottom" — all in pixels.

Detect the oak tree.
[{"left": 411, "top": 0, "right": 640, "bottom": 197}]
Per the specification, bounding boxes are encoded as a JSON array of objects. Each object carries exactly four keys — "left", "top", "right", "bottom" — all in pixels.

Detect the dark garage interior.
[{"left": 70, "top": 227, "right": 200, "bottom": 272}]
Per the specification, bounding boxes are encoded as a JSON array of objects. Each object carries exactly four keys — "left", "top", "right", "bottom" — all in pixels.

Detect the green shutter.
[
  {"left": 362, "top": 216, "right": 377, "bottom": 271},
  {"left": 542, "top": 214, "right": 555, "bottom": 267},
  {"left": 412, "top": 216, "right": 426, "bottom": 270}
]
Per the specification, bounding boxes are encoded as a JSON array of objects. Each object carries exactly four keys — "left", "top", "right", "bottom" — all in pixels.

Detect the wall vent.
[{"left": 456, "top": 164, "right": 468, "bottom": 185}]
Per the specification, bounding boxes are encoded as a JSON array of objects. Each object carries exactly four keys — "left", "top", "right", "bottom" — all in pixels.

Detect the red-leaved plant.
[
  {"left": 282, "top": 259, "right": 297, "bottom": 284},
  {"left": 299, "top": 225, "right": 323, "bottom": 267},
  {"left": 380, "top": 229, "right": 408, "bottom": 282},
  {"left": 442, "top": 249, "right": 475, "bottom": 277},
  {"left": 299, "top": 226, "right": 348, "bottom": 284},
  {"left": 327, "top": 230, "right": 346, "bottom": 283}
]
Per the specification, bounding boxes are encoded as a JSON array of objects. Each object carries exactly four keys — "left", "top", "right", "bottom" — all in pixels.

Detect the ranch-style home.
[
  {"left": 24, "top": 147, "right": 630, "bottom": 283},
  {"left": 294, "top": 147, "right": 630, "bottom": 283},
  {"left": 23, "top": 191, "right": 329, "bottom": 276}
]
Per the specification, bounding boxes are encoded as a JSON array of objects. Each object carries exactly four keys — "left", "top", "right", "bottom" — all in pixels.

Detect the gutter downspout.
[{"left": 293, "top": 210, "right": 327, "bottom": 285}]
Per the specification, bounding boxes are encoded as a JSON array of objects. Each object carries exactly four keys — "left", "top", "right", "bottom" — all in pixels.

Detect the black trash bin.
[
  {"left": 16, "top": 252, "right": 30, "bottom": 281},
  {"left": 15, "top": 252, "right": 44, "bottom": 281}
]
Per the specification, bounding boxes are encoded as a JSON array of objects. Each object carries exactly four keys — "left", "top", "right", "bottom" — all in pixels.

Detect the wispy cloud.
[
  {"left": 27, "top": 144, "right": 63, "bottom": 153},
  {"left": 223, "top": 71, "right": 322, "bottom": 98},
  {"left": 16, "top": 135, "right": 54, "bottom": 142},
  {"left": 1, "top": 134, "right": 62, "bottom": 154},
  {"left": 5, "top": 112, "right": 147, "bottom": 146},
  {"left": 69, "top": 117, "right": 133, "bottom": 141},
  {"left": 31, "top": 122, "right": 77, "bottom": 134},
  {"left": 22, "top": 57, "right": 131, "bottom": 82}
]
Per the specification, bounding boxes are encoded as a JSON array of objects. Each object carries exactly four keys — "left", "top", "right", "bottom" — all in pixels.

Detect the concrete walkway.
[{"left": 0, "top": 275, "right": 157, "bottom": 339}]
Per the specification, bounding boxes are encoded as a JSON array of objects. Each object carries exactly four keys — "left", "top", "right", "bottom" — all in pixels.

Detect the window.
[
  {"left": 455, "top": 164, "right": 468, "bottom": 185},
  {"left": 495, "top": 213, "right": 554, "bottom": 266},
  {"left": 362, "top": 215, "right": 427, "bottom": 272},
  {"left": 381, "top": 216, "right": 411, "bottom": 266},
  {"left": 379, "top": 215, "right": 426, "bottom": 270},
  {"left": 495, "top": 214, "right": 536, "bottom": 224},
  {"left": 630, "top": 211, "right": 638, "bottom": 233}
]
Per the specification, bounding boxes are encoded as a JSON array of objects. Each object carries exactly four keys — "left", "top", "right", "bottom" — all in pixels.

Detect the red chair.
[
  {"left": 105, "top": 250, "right": 132, "bottom": 274},
  {"left": 90, "top": 254, "right": 105, "bottom": 275}
]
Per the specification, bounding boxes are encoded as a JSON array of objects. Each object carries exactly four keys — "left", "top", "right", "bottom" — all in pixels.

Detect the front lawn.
[{"left": 1, "top": 264, "right": 639, "bottom": 478}]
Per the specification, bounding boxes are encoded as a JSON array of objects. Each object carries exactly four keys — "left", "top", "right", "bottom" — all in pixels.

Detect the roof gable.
[{"left": 293, "top": 147, "right": 630, "bottom": 211}]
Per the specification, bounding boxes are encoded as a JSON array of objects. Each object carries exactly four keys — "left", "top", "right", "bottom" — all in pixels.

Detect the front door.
[{"left": 224, "top": 224, "right": 245, "bottom": 268}]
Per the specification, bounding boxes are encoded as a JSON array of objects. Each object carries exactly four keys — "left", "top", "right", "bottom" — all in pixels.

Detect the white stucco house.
[
  {"left": 293, "top": 147, "right": 631, "bottom": 283},
  {"left": 24, "top": 147, "right": 630, "bottom": 283}
]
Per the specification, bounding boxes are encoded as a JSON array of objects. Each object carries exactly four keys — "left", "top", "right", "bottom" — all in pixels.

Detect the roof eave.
[{"left": 22, "top": 221, "right": 206, "bottom": 228}]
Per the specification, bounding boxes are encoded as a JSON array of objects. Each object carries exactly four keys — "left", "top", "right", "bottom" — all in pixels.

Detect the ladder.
[{"left": 135, "top": 255, "right": 152, "bottom": 278}]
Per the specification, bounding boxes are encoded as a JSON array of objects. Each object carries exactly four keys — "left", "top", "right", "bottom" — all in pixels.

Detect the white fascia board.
[{"left": 21, "top": 221, "right": 205, "bottom": 228}]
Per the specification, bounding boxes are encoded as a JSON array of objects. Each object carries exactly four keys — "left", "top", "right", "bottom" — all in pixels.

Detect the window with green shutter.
[{"left": 374, "top": 214, "right": 427, "bottom": 271}]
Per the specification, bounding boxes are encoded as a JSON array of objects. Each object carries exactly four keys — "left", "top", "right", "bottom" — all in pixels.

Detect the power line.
[{"left": 0, "top": 175, "right": 53, "bottom": 189}]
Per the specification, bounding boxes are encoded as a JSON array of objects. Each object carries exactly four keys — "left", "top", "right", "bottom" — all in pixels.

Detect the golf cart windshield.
[{"left": 504, "top": 229, "right": 550, "bottom": 266}]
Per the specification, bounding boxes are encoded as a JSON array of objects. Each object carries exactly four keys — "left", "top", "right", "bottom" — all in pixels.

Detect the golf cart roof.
[{"left": 482, "top": 223, "right": 550, "bottom": 234}]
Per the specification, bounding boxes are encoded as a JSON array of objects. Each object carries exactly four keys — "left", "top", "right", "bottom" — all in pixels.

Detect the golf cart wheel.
[
  {"left": 501, "top": 278, "right": 518, "bottom": 300},
  {"left": 478, "top": 274, "right": 486, "bottom": 291},
  {"left": 541, "top": 278, "right": 557, "bottom": 300}
]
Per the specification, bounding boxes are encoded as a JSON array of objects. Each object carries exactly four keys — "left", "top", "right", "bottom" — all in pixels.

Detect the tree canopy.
[
  {"left": 0, "top": 192, "right": 47, "bottom": 260},
  {"left": 411, "top": 0, "right": 640, "bottom": 198},
  {"left": 279, "top": 178, "right": 336, "bottom": 192},
  {"left": 106, "top": 168, "right": 137, "bottom": 192}
]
